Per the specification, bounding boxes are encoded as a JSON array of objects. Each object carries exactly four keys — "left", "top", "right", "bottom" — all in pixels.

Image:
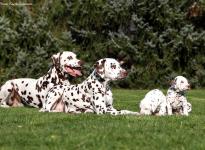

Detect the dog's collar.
[{"left": 94, "top": 71, "right": 105, "bottom": 83}]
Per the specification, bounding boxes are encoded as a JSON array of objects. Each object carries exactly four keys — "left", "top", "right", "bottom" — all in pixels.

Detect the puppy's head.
[
  {"left": 52, "top": 51, "right": 83, "bottom": 77},
  {"left": 94, "top": 58, "right": 128, "bottom": 81},
  {"left": 171, "top": 76, "right": 190, "bottom": 91}
]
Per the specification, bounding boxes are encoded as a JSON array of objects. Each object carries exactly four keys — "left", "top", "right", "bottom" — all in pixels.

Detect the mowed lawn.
[{"left": 0, "top": 89, "right": 205, "bottom": 150}]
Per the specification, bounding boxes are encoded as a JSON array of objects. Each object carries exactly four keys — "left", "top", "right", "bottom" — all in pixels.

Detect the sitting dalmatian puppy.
[
  {"left": 0, "top": 51, "right": 83, "bottom": 108},
  {"left": 139, "top": 89, "right": 172, "bottom": 116},
  {"left": 167, "top": 76, "right": 191, "bottom": 116},
  {"left": 139, "top": 76, "right": 192, "bottom": 116},
  {"left": 41, "top": 58, "right": 139, "bottom": 115}
]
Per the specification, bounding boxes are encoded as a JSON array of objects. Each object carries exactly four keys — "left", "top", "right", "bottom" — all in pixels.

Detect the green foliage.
[
  {"left": 0, "top": 0, "right": 205, "bottom": 88},
  {"left": 0, "top": 6, "right": 77, "bottom": 83}
]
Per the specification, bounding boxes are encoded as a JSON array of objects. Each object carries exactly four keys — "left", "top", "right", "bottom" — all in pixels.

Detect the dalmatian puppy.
[
  {"left": 139, "top": 89, "right": 172, "bottom": 116},
  {"left": 167, "top": 76, "right": 191, "bottom": 116},
  {"left": 0, "top": 51, "right": 83, "bottom": 108},
  {"left": 41, "top": 58, "right": 139, "bottom": 115}
]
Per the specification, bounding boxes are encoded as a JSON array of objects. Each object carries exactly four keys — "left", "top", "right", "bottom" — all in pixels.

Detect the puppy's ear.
[
  {"left": 51, "top": 52, "right": 62, "bottom": 68},
  {"left": 170, "top": 77, "right": 177, "bottom": 88},
  {"left": 94, "top": 59, "right": 106, "bottom": 78}
]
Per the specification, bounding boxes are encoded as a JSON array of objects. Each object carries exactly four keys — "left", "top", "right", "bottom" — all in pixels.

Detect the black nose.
[
  {"left": 78, "top": 60, "right": 84, "bottom": 66},
  {"left": 187, "top": 84, "right": 191, "bottom": 89},
  {"left": 122, "top": 70, "right": 128, "bottom": 77}
]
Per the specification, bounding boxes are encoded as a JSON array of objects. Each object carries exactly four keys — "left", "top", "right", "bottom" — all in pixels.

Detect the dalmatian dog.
[
  {"left": 0, "top": 51, "right": 83, "bottom": 108},
  {"left": 166, "top": 76, "right": 192, "bottom": 116},
  {"left": 41, "top": 58, "right": 139, "bottom": 115},
  {"left": 139, "top": 89, "right": 172, "bottom": 116}
]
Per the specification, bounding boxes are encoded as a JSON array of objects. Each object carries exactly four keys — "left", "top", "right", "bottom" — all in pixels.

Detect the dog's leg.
[
  {"left": 7, "top": 88, "right": 23, "bottom": 107},
  {"left": 187, "top": 102, "right": 192, "bottom": 113},
  {"left": 166, "top": 101, "right": 173, "bottom": 115},
  {"left": 182, "top": 101, "right": 189, "bottom": 116},
  {"left": 91, "top": 93, "right": 107, "bottom": 114},
  {"left": 0, "top": 81, "right": 14, "bottom": 108},
  {"left": 106, "top": 106, "right": 139, "bottom": 115},
  {"left": 40, "top": 88, "right": 64, "bottom": 112},
  {"left": 178, "top": 97, "right": 189, "bottom": 116},
  {"left": 139, "top": 108, "right": 152, "bottom": 115},
  {"left": 119, "top": 110, "right": 140, "bottom": 115}
]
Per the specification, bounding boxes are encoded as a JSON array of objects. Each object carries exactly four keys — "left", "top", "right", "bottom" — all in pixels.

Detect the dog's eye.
[
  {"left": 181, "top": 81, "right": 184, "bottom": 83},
  {"left": 67, "top": 56, "right": 73, "bottom": 60}
]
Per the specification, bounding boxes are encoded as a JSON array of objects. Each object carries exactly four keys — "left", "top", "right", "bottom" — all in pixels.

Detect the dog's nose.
[
  {"left": 121, "top": 70, "right": 128, "bottom": 77},
  {"left": 187, "top": 84, "right": 191, "bottom": 89},
  {"left": 78, "top": 60, "right": 84, "bottom": 66}
]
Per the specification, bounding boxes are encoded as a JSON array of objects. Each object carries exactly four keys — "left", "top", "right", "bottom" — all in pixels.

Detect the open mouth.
[{"left": 64, "top": 65, "right": 82, "bottom": 77}]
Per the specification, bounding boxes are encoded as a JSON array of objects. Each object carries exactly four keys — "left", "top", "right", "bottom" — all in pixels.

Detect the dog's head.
[
  {"left": 171, "top": 76, "right": 190, "bottom": 92},
  {"left": 94, "top": 58, "right": 128, "bottom": 81},
  {"left": 52, "top": 51, "right": 83, "bottom": 77}
]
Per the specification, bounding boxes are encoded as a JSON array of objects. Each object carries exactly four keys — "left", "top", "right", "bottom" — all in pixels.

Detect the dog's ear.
[
  {"left": 170, "top": 77, "right": 177, "bottom": 89},
  {"left": 51, "top": 52, "right": 62, "bottom": 68},
  {"left": 94, "top": 59, "right": 106, "bottom": 78}
]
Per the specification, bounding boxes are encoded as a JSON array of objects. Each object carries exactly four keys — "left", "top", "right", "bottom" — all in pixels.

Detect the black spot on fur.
[
  {"left": 82, "top": 94, "right": 86, "bottom": 101},
  {"left": 65, "top": 101, "right": 69, "bottom": 106},
  {"left": 42, "top": 81, "right": 49, "bottom": 88},
  {"left": 86, "top": 97, "right": 91, "bottom": 102},
  {"left": 8, "top": 89, "right": 12, "bottom": 92},
  {"left": 38, "top": 102, "right": 42, "bottom": 108},
  {"left": 36, "top": 95, "right": 41, "bottom": 101},
  {"left": 72, "top": 99, "right": 78, "bottom": 102},
  {"left": 27, "top": 96, "right": 33, "bottom": 103},
  {"left": 51, "top": 76, "right": 57, "bottom": 85},
  {"left": 21, "top": 90, "right": 26, "bottom": 95},
  {"left": 87, "top": 82, "right": 92, "bottom": 89}
]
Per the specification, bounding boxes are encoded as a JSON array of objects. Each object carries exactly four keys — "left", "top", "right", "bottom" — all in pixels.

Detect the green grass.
[{"left": 0, "top": 89, "right": 205, "bottom": 150}]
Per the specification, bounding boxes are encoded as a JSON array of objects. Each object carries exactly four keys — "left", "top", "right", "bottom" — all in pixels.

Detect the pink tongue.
[
  {"left": 65, "top": 67, "right": 82, "bottom": 77},
  {"left": 73, "top": 69, "right": 82, "bottom": 76}
]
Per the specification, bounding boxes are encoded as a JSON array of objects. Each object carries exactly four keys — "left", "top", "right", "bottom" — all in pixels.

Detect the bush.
[{"left": 0, "top": 0, "right": 205, "bottom": 88}]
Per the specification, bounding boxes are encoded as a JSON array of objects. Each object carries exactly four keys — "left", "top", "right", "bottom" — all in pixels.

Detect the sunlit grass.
[{"left": 0, "top": 89, "right": 204, "bottom": 150}]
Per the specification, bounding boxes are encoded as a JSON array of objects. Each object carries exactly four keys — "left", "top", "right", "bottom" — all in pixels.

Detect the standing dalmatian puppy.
[
  {"left": 167, "top": 76, "right": 191, "bottom": 116},
  {"left": 41, "top": 58, "right": 139, "bottom": 115},
  {"left": 139, "top": 89, "right": 172, "bottom": 116},
  {"left": 0, "top": 51, "right": 83, "bottom": 108}
]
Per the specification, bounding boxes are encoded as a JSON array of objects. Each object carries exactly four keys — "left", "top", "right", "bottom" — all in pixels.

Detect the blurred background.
[{"left": 0, "top": 0, "right": 205, "bottom": 89}]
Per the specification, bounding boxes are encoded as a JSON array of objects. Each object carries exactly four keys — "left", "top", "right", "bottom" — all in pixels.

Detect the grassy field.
[{"left": 0, "top": 89, "right": 205, "bottom": 150}]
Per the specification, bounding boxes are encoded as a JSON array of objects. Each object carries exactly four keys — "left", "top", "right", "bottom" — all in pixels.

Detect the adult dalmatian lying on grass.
[
  {"left": 0, "top": 51, "right": 83, "bottom": 108},
  {"left": 40, "top": 58, "right": 139, "bottom": 115},
  {"left": 139, "top": 76, "right": 192, "bottom": 116}
]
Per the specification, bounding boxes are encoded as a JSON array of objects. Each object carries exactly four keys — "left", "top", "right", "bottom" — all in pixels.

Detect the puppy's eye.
[
  {"left": 67, "top": 56, "right": 73, "bottom": 60},
  {"left": 181, "top": 81, "right": 184, "bottom": 83}
]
